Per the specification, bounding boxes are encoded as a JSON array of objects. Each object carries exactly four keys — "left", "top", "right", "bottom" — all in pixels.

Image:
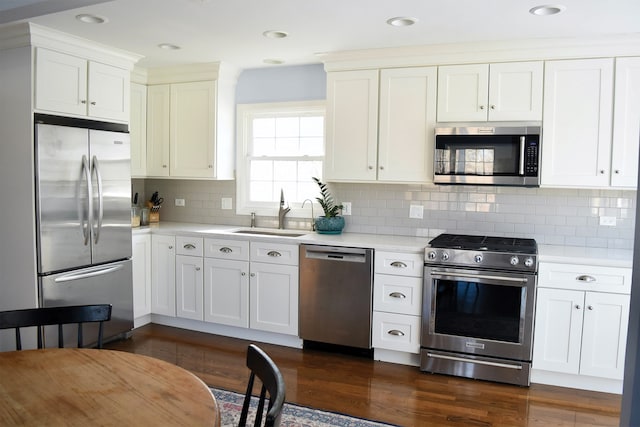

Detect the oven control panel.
[{"left": 425, "top": 248, "right": 537, "bottom": 272}]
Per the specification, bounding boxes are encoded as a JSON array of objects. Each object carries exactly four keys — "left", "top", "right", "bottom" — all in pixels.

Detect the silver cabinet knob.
[
  {"left": 379, "top": 166, "right": 384, "bottom": 170},
  {"left": 479, "top": 105, "right": 485, "bottom": 110},
  {"left": 195, "top": 267, "right": 200, "bottom": 271},
  {"left": 490, "top": 105, "right": 496, "bottom": 110},
  {"left": 575, "top": 304, "right": 581, "bottom": 310},
  {"left": 368, "top": 166, "right": 374, "bottom": 170},
  {"left": 250, "top": 273, "right": 255, "bottom": 277},
  {"left": 587, "top": 305, "right": 594, "bottom": 310},
  {"left": 241, "top": 272, "right": 246, "bottom": 276},
  {"left": 614, "top": 170, "right": 620, "bottom": 174}
]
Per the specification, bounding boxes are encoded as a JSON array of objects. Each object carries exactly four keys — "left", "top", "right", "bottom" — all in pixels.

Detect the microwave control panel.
[{"left": 525, "top": 140, "right": 539, "bottom": 176}]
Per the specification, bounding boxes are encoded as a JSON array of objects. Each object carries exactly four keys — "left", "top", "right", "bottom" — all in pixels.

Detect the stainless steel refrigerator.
[{"left": 34, "top": 114, "right": 133, "bottom": 347}]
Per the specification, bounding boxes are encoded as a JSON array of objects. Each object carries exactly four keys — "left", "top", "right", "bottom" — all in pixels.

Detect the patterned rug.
[{"left": 210, "top": 388, "right": 397, "bottom": 427}]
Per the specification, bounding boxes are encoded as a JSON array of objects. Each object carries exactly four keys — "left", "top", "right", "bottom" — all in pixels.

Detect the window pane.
[
  {"left": 275, "top": 137, "right": 299, "bottom": 155},
  {"left": 273, "top": 161, "right": 297, "bottom": 181},
  {"left": 297, "top": 161, "right": 323, "bottom": 181},
  {"left": 250, "top": 160, "right": 273, "bottom": 181},
  {"left": 275, "top": 117, "right": 299, "bottom": 137},
  {"left": 300, "top": 116, "right": 323, "bottom": 137},
  {"left": 253, "top": 118, "right": 275, "bottom": 138},
  {"left": 252, "top": 137, "right": 276, "bottom": 156},
  {"left": 250, "top": 182, "right": 273, "bottom": 202},
  {"left": 300, "top": 137, "right": 323, "bottom": 156}
]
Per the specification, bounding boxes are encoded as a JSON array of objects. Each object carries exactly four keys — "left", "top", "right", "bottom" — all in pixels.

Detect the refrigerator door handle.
[
  {"left": 53, "top": 264, "right": 124, "bottom": 283},
  {"left": 80, "top": 155, "right": 92, "bottom": 246},
  {"left": 91, "top": 155, "right": 104, "bottom": 244}
]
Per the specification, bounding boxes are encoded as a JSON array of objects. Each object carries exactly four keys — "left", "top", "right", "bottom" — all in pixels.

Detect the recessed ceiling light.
[
  {"left": 263, "top": 59, "right": 285, "bottom": 65},
  {"left": 262, "top": 30, "right": 288, "bottom": 39},
  {"left": 386, "top": 17, "right": 418, "bottom": 27},
  {"left": 158, "top": 43, "right": 181, "bottom": 50},
  {"left": 75, "top": 13, "right": 107, "bottom": 24},
  {"left": 529, "top": 5, "right": 566, "bottom": 16}
]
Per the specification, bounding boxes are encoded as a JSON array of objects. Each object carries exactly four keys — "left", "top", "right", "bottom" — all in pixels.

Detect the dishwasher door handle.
[{"left": 304, "top": 248, "right": 368, "bottom": 263}]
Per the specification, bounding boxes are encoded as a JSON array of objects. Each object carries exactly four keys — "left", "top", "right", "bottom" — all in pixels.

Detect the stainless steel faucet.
[
  {"left": 278, "top": 189, "right": 290, "bottom": 229},
  {"left": 302, "top": 199, "right": 315, "bottom": 231}
]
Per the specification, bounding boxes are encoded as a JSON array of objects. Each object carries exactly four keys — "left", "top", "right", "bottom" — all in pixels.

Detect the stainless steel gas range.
[{"left": 420, "top": 233, "right": 538, "bottom": 386}]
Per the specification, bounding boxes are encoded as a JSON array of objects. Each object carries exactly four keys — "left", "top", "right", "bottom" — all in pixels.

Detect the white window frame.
[{"left": 236, "top": 100, "right": 326, "bottom": 217}]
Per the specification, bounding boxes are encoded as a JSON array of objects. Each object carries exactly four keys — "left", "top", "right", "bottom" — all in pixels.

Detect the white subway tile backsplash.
[{"left": 144, "top": 178, "right": 636, "bottom": 250}]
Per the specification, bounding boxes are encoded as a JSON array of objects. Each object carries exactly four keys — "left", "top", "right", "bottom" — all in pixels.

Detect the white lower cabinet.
[
  {"left": 372, "top": 251, "right": 423, "bottom": 355},
  {"left": 203, "top": 238, "right": 299, "bottom": 336},
  {"left": 132, "top": 234, "right": 151, "bottom": 325},
  {"left": 150, "top": 234, "right": 176, "bottom": 317},
  {"left": 175, "top": 236, "right": 204, "bottom": 321},
  {"left": 532, "top": 262, "right": 632, "bottom": 391}
]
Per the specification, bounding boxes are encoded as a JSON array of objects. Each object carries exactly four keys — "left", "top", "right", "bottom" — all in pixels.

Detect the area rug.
[{"left": 210, "top": 388, "right": 397, "bottom": 427}]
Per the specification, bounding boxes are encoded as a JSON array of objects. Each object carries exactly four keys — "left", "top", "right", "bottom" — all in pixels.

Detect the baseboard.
[{"left": 531, "top": 369, "right": 623, "bottom": 394}]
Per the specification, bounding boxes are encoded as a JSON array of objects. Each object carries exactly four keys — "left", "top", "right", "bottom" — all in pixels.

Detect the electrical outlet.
[
  {"left": 175, "top": 198, "right": 185, "bottom": 207},
  {"left": 221, "top": 197, "right": 233, "bottom": 210},
  {"left": 342, "top": 202, "right": 352, "bottom": 215},
  {"left": 409, "top": 205, "right": 424, "bottom": 219},
  {"left": 600, "top": 216, "right": 617, "bottom": 226}
]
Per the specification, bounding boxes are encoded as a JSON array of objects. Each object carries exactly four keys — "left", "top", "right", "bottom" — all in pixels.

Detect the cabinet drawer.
[
  {"left": 375, "top": 251, "right": 423, "bottom": 277},
  {"left": 372, "top": 311, "right": 421, "bottom": 354},
  {"left": 204, "top": 238, "right": 249, "bottom": 261},
  {"left": 373, "top": 274, "right": 422, "bottom": 316},
  {"left": 539, "top": 262, "right": 632, "bottom": 294},
  {"left": 250, "top": 242, "right": 298, "bottom": 265},
  {"left": 176, "top": 236, "right": 204, "bottom": 256}
]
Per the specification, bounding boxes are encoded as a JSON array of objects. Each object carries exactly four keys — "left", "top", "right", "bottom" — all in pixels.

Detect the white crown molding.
[
  {"left": 319, "top": 34, "right": 640, "bottom": 71},
  {"left": 0, "top": 22, "right": 143, "bottom": 69},
  {"left": 145, "top": 62, "right": 240, "bottom": 85}
]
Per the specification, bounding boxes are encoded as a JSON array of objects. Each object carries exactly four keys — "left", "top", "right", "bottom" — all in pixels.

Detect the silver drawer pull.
[
  {"left": 389, "top": 292, "right": 406, "bottom": 299},
  {"left": 388, "top": 330, "right": 405, "bottom": 337},
  {"left": 220, "top": 247, "right": 232, "bottom": 253},
  {"left": 390, "top": 261, "right": 407, "bottom": 268},
  {"left": 576, "top": 275, "right": 596, "bottom": 283},
  {"left": 183, "top": 243, "right": 196, "bottom": 250},
  {"left": 267, "top": 251, "right": 282, "bottom": 257}
]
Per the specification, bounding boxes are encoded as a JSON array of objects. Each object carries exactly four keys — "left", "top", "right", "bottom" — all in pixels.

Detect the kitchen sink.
[{"left": 230, "top": 228, "right": 307, "bottom": 237}]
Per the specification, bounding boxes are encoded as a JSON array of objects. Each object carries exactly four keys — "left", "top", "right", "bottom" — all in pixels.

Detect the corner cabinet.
[
  {"left": 436, "top": 61, "right": 543, "bottom": 122},
  {"left": 532, "top": 262, "right": 632, "bottom": 393},
  {"left": 611, "top": 57, "right": 640, "bottom": 187},
  {"left": 35, "top": 48, "right": 130, "bottom": 122},
  {"left": 325, "top": 67, "right": 437, "bottom": 183},
  {"left": 144, "top": 63, "right": 237, "bottom": 179}
]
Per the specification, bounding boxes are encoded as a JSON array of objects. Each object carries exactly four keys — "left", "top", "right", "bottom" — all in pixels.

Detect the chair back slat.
[{"left": 0, "top": 304, "right": 112, "bottom": 350}]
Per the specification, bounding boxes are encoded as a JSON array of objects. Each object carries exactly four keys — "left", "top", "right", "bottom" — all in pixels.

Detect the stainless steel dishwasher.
[{"left": 299, "top": 244, "right": 374, "bottom": 349}]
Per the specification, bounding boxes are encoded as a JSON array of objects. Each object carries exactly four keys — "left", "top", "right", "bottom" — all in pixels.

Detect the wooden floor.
[{"left": 105, "top": 324, "right": 621, "bottom": 426}]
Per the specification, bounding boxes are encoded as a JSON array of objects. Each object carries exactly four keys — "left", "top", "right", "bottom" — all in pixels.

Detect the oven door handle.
[{"left": 430, "top": 271, "right": 529, "bottom": 285}]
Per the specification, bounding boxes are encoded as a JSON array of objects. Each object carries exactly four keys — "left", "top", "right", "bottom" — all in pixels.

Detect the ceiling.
[{"left": 2, "top": 0, "right": 640, "bottom": 70}]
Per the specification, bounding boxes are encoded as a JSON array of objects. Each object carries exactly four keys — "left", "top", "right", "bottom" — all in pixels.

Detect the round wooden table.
[{"left": 0, "top": 348, "right": 220, "bottom": 426}]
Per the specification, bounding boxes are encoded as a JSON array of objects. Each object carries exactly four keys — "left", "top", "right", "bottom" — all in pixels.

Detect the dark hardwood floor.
[{"left": 105, "top": 324, "right": 621, "bottom": 426}]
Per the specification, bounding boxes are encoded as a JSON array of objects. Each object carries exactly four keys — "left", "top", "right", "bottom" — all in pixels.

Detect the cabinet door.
[
  {"left": 35, "top": 48, "right": 88, "bottom": 116},
  {"left": 87, "top": 61, "right": 129, "bottom": 122},
  {"left": 203, "top": 258, "right": 249, "bottom": 328},
  {"left": 611, "top": 57, "right": 640, "bottom": 188},
  {"left": 373, "top": 274, "right": 422, "bottom": 316},
  {"left": 325, "top": 70, "right": 379, "bottom": 181},
  {"left": 532, "top": 288, "right": 584, "bottom": 374},
  {"left": 175, "top": 255, "right": 204, "bottom": 321},
  {"left": 378, "top": 67, "right": 437, "bottom": 182},
  {"left": 132, "top": 234, "right": 151, "bottom": 321},
  {"left": 146, "top": 85, "right": 171, "bottom": 177},
  {"left": 372, "top": 311, "right": 421, "bottom": 353},
  {"left": 541, "top": 59, "right": 614, "bottom": 187},
  {"left": 150, "top": 235, "right": 176, "bottom": 316},
  {"left": 437, "top": 64, "right": 489, "bottom": 122},
  {"left": 250, "top": 262, "right": 298, "bottom": 335},
  {"left": 130, "top": 83, "right": 147, "bottom": 177},
  {"left": 170, "top": 81, "right": 216, "bottom": 178},
  {"left": 488, "top": 61, "right": 543, "bottom": 121},
  {"left": 580, "top": 292, "right": 630, "bottom": 380}
]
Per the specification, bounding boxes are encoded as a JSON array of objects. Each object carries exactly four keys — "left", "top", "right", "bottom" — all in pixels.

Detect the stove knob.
[
  {"left": 524, "top": 257, "right": 534, "bottom": 268},
  {"left": 427, "top": 251, "right": 437, "bottom": 260},
  {"left": 510, "top": 256, "right": 520, "bottom": 266},
  {"left": 474, "top": 254, "right": 483, "bottom": 263},
  {"left": 442, "top": 252, "right": 449, "bottom": 261}
]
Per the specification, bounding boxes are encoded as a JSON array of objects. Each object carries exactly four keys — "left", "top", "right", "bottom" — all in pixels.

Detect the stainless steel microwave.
[{"left": 434, "top": 124, "right": 541, "bottom": 186}]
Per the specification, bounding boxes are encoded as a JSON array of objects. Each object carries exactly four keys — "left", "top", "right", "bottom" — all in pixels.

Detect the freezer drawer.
[{"left": 39, "top": 260, "right": 133, "bottom": 347}]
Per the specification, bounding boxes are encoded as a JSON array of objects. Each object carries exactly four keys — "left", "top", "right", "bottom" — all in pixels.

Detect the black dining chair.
[
  {"left": 0, "top": 304, "right": 112, "bottom": 350},
  {"left": 239, "top": 343, "right": 286, "bottom": 427}
]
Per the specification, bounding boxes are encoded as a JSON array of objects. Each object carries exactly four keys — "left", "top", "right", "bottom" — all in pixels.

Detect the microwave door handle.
[{"left": 519, "top": 136, "right": 526, "bottom": 175}]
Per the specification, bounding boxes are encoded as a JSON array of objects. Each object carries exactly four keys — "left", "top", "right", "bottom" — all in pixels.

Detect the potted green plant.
[{"left": 312, "top": 177, "right": 345, "bottom": 234}]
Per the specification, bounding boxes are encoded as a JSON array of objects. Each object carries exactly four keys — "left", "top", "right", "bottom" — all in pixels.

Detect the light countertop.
[{"left": 133, "top": 222, "right": 634, "bottom": 267}]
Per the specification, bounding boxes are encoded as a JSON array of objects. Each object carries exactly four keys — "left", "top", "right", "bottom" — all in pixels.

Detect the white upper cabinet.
[
  {"left": 437, "top": 61, "right": 543, "bottom": 122},
  {"left": 146, "top": 85, "right": 171, "bottom": 177},
  {"left": 35, "top": 48, "right": 130, "bottom": 122},
  {"left": 325, "top": 67, "right": 437, "bottom": 183},
  {"left": 541, "top": 59, "right": 615, "bottom": 187},
  {"left": 611, "top": 57, "right": 640, "bottom": 188},
  {"left": 130, "top": 82, "right": 147, "bottom": 177}
]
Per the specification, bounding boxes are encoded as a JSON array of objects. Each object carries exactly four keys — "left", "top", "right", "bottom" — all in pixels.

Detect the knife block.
[{"left": 146, "top": 202, "right": 160, "bottom": 223}]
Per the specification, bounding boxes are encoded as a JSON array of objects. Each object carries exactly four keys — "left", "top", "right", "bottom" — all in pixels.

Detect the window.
[{"left": 236, "top": 101, "right": 325, "bottom": 216}]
